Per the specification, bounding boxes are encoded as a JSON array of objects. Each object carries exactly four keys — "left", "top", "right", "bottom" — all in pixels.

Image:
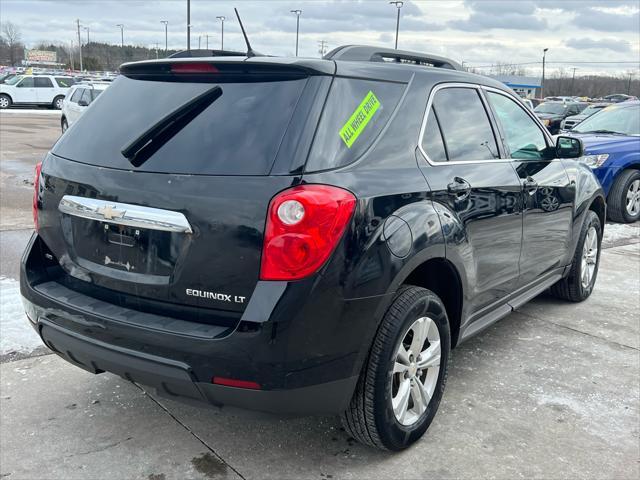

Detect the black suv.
[
  {"left": 534, "top": 101, "right": 588, "bottom": 134},
  {"left": 21, "top": 46, "right": 605, "bottom": 451}
]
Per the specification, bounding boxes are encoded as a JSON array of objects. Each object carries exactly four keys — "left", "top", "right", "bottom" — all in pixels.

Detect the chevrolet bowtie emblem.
[{"left": 96, "top": 205, "right": 126, "bottom": 220}]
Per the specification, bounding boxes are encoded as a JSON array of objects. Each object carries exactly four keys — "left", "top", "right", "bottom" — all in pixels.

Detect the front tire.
[
  {"left": 550, "top": 210, "right": 602, "bottom": 302},
  {"left": 0, "top": 94, "right": 11, "bottom": 109},
  {"left": 341, "top": 286, "right": 450, "bottom": 450},
  {"left": 608, "top": 169, "right": 640, "bottom": 223}
]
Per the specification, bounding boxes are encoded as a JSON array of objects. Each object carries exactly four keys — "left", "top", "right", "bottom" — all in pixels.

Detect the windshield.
[
  {"left": 581, "top": 105, "right": 605, "bottom": 116},
  {"left": 535, "top": 103, "right": 567, "bottom": 114},
  {"left": 5, "top": 75, "right": 22, "bottom": 86},
  {"left": 573, "top": 105, "right": 640, "bottom": 136}
]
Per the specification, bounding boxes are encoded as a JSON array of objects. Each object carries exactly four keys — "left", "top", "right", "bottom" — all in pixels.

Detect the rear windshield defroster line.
[{"left": 121, "top": 86, "right": 223, "bottom": 167}]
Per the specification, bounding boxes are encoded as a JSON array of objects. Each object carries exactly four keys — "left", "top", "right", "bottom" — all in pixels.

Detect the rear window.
[
  {"left": 56, "top": 77, "right": 75, "bottom": 88},
  {"left": 53, "top": 75, "right": 310, "bottom": 175},
  {"left": 305, "top": 78, "right": 406, "bottom": 172}
]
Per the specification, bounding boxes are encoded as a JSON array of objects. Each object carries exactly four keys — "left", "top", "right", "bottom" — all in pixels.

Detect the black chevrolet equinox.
[{"left": 21, "top": 45, "right": 606, "bottom": 450}]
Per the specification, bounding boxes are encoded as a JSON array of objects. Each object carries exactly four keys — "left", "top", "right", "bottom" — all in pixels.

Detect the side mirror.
[
  {"left": 78, "top": 99, "right": 89, "bottom": 107},
  {"left": 556, "top": 136, "right": 583, "bottom": 159}
]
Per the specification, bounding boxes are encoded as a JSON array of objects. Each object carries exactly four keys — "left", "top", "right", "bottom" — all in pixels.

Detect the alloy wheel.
[
  {"left": 626, "top": 179, "right": 640, "bottom": 217},
  {"left": 391, "top": 316, "right": 441, "bottom": 426},
  {"left": 581, "top": 226, "right": 598, "bottom": 289}
]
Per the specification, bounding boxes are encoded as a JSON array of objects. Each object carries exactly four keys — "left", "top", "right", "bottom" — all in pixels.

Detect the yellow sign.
[{"left": 339, "top": 91, "right": 381, "bottom": 148}]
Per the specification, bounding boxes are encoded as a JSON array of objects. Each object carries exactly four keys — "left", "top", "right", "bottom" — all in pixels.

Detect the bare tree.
[{"left": 1, "top": 21, "right": 23, "bottom": 66}]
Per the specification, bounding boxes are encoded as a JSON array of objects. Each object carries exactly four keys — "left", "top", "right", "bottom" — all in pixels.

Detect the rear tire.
[
  {"left": 341, "top": 286, "right": 450, "bottom": 450},
  {"left": 607, "top": 169, "right": 640, "bottom": 223},
  {"left": 52, "top": 96, "right": 64, "bottom": 110},
  {"left": 0, "top": 94, "right": 11, "bottom": 109},
  {"left": 550, "top": 210, "right": 602, "bottom": 302},
  {"left": 61, "top": 117, "right": 68, "bottom": 133}
]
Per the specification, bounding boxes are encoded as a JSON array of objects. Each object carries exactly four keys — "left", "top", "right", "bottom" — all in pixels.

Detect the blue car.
[{"left": 568, "top": 101, "right": 640, "bottom": 223}]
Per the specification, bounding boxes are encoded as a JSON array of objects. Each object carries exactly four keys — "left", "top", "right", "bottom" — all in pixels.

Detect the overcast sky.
[{"left": 2, "top": 0, "right": 639, "bottom": 76}]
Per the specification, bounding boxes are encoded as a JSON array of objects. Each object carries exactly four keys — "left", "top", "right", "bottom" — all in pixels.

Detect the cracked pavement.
[{"left": 1, "top": 111, "right": 639, "bottom": 480}]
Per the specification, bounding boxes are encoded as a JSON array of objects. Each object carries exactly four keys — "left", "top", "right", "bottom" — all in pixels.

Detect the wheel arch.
[
  {"left": 400, "top": 257, "right": 464, "bottom": 347},
  {"left": 0, "top": 92, "right": 12, "bottom": 102},
  {"left": 588, "top": 194, "right": 606, "bottom": 230}
]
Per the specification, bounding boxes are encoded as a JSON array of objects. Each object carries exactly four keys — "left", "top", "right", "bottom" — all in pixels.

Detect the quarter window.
[
  {"left": 55, "top": 77, "right": 74, "bottom": 88},
  {"left": 486, "top": 91, "right": 548, "bottom": 160},
  {"left": 431, "top": 88, "right": 499, "bottom": 162},
  {"left": 79, "top": 89, "right": 92, "bottom": 105},
  {"left": 34, "top": 77, "right": 53, "bottom": 88}
]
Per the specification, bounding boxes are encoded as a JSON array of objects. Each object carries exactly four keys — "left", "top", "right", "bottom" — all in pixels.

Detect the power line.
[{"left": 470, "top": 60, "right": 640, "bottom": 69}]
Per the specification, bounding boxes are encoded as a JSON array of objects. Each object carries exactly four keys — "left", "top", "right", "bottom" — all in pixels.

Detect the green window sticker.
[{"left": 339, "top": 91, "right": 381, "bottom": 148}]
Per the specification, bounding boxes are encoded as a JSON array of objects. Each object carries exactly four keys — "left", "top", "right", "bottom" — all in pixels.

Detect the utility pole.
[
  {"left": 76, "top": 19, "right": 83, "bottom": 71},
  {"left": 290, "top": 10, "right": 302, "bottom": 57},
  {"left": 155, "top": 42, "right": 159, "bottom": 59},
  {"left": 205, "top": 34, "right": 210, "bottom": 49},
  {"left": 187, "top": 0, "right": 191, "bottom": 51},
  {"left": 83, "top": 26, "right": 90, "bottom": 44},
  {"left": 161, "top": 20, "right": 168, "bottom": 53},
  {"left": 198, "top": 35, "right": 202, "bottom": 49},
  {"left": 541, "top": 47, "right": 549, "bottom": 99},
  {"left": 571, "top": 67, "right": 577, "bottom": 96},
  {"left": 116, "top": 24, "right": 124, "bottom": 48},
  {"left": 389, "top": 1, "right": 403, "bottom": 50},
  {"left": 69, "top": 40, "right": 74, "bottom": 70},
  {"left": 216, "top": 16, "right": 225, "bottom": 50},
  {"left": 318, "top": 40, "right": 328, "bottom": 57}
]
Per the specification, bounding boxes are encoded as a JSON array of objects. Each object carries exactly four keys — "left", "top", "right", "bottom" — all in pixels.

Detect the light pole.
[
  {"left": 290, "top": 9, "right": 302, "bottom": 56},
  {"left": 204, "top": 34, "right": 210, "bottom": 49},
  {"left": 389, "top": 1, "right": 403, "bottom": 50},
  {"left": 216, "top": 16, "right": 225, "bottom": 50},
  {"left": 541, "top": 47, "right": 549, "bottom": 98},
  {"left": 116, "top": 24, "right": 124, "bottom": 48},
  {"left": 571, "top": 67, "right": 577, "bottom": 96},
  {"left": 76, "top": 19, "right": 83, "bottom": 71},
  {"left": 83, "top": 26, "right": 90, "bottom": 44},
  {"left": 160, "top": 20, "right": 168, "bottom": 53},
  {"left": 187, "top": 0, "right": 191, "bottom": 51},
  {"left": 198, "top": 35, "right": 202, "bottom": 49}
]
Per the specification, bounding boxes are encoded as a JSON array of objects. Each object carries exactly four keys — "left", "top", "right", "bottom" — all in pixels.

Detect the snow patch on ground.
[
  {"left": 0, "top": 109, "right": 61, "bottom": 115},
  {"left": 0, "top": 276, "right": 43, "bottom": 355},
  {"left": 602, "top": 222, "right": 639, "bottom": 248}
]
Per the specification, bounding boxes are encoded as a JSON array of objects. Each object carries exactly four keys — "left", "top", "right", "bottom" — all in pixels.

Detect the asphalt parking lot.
[{"left": 1, "top": 111, "right": 639, "bottom": 480}]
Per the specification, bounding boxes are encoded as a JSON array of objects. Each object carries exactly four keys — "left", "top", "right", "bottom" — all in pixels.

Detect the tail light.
[
  {"left": 32, "top": 161, "right": 43, "bottom": 231},
  {"left": 260, "top": 184, "right": 356, "bottom": 281},
  {"left": 212, "top": 376, "right": 261, "bottom": 390},
  {"left": 171, "top": 63, "right": 219, "bottom": 74}
]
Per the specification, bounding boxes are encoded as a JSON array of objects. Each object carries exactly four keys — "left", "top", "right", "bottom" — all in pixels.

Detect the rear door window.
[
  {"left": 53, "top": 76, "right": 310, "bottom": 175},
  {"left": 305, "top": 78, "right": 406, "bottom": 172},
  {"left": 79, "top": 89, "right": 92, "bottom": 105},
  {"left": 35, "top": 77, "right": 53, "bottom": 88},
  {"left": 70, "top": 88, "right": 83, "bottom": 103},
  {"left": 431, "top": 87, "right": 499, "bottom": 161}
]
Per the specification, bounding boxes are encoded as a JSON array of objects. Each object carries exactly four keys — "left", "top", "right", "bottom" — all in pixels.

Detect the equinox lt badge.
[{"left": 186, "top": 288, "right": 245, "bottom": 304}]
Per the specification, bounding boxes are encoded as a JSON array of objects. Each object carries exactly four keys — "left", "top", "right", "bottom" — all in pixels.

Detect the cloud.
[
  {"left": 565, "top": 37, "right": 632, "bottom": 53},
  {"left": 573, "top": 10, "right": 640, "bottom": 32},
  {"left": 450, "top": 0, "right": 548, "bottom": 31}
]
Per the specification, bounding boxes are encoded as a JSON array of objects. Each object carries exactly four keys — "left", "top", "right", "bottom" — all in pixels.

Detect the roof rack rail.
[
  {"left": 324, "top": 45, "right": 462, "bottom": 71},
  {"left": 169, "top": 49, "right": 248, "bottom": 58}
]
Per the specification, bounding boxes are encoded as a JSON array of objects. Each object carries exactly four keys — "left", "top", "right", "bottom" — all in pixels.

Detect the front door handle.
[
  {"left": 523, "top": 176, "right": 538, "bottom": 195},
  {"left": 447, "top": 177, "right": 471, "bottom": 199}
]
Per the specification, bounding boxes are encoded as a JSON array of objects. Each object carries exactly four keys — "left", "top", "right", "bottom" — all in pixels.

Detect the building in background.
[{"left": 489, "top": 75, "right": 542, "bottom": 99}]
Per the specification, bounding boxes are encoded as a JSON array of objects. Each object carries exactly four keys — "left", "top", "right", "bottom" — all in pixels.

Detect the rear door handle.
[
  {"left": 447, "top": 177, "right": 471, "bottom": 198},
  {"left": 523, "top": 176, "right": 538, "bottom": 195}
]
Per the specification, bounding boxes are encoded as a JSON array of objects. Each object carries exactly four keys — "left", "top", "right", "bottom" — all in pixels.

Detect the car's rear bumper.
[{"left": 20, "top": 233, "right": 383, "bottom": 415}]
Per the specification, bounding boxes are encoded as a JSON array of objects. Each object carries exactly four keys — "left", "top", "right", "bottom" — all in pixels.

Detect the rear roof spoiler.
[
  {"left": 324, "top": 45, "right": 462, "bottom": 71},
  {"left": 169, "top": 49, "right": 250, "bottom": 58}
]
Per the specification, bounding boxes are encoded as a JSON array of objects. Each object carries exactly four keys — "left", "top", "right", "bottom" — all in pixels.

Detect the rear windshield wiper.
[{"left": 121, "top": 86, "right": 223, "bottom": 167}]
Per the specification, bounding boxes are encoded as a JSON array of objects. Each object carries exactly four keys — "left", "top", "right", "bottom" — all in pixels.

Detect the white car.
[
  {"left": 60, "top": 82, "right": 110, "bottom": 132},
  {"left": 0, "top": 75, "right": 75, "bottom": 110}
]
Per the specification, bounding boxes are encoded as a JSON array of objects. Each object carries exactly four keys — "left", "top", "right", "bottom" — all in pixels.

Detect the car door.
[
  {"left": 417, "top": 84, "right": 524, "bottom": 318},
  {"left": 34, "top": 77, "right": 55, "bottom": 103},
  {"left": 483, "top": 88, "right": 575, "bottom": 287},
  {"left": 67, "top": 87, "right": 84, "bottom": 123},
  {"left": 13, "top": 77, "right": 36, "bottom": 103}
]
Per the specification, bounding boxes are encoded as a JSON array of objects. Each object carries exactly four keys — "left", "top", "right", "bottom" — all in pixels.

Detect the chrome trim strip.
[{"left": 58, "top": 195, "right": 193, "bottom": 234}]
